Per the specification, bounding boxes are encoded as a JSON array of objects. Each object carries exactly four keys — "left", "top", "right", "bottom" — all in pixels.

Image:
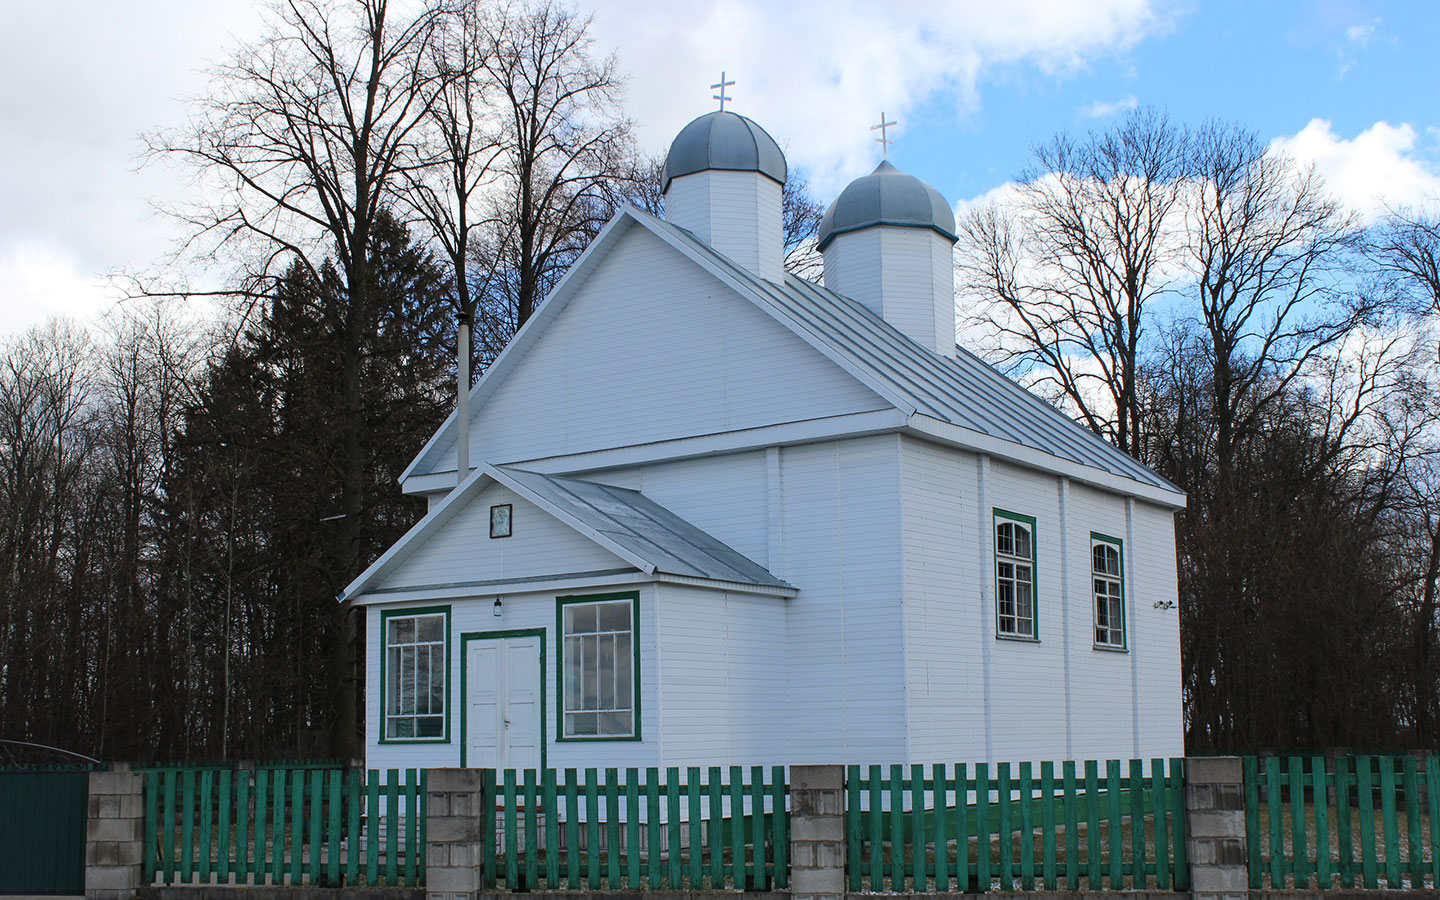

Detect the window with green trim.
[
  {"left": 384, "top": 610, "right": 448, "bottom": 739},
  {"left": 1092, "top": 535, "right": 1125, "bottom": 648},
  {"left": 995, "top": 511, "right": 1036, "bottom": 639},
  {"left": 561, "top": 596, "right": 635, "bottom": 738}
]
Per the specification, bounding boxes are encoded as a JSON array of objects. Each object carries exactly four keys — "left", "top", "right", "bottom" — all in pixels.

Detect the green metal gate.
[{"left": 0, "top": 768, "right": 91, "bottom": 894}]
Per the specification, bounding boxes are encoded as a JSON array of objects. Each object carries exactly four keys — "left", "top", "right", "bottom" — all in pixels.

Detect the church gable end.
[
  {"left": 378, "top": 482, "right": 632, "bottom": 593},
  {"left": 419, "top": 223, "right": 891, "bottom": 475}
]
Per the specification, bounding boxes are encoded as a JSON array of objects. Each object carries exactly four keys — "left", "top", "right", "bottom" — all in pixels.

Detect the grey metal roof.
[
  {"left": 662, "top": 111, "right": 787, "bottom": 192},
  {"left": 496, "top": 466, "right": 793, "bottom": 589},
  {"left": 816, "top": 160, "right": 957, "bottom": 251},
  {"left": 644, "top": 213, "right": 1178, "bottom": 494}
]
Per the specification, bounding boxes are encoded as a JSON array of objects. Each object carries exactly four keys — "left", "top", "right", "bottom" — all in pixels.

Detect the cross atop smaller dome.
[{"left": 662, "top": 111, "right": 788, "bottom": 193}]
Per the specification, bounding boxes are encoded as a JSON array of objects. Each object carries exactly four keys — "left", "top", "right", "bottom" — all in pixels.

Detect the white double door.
[{"left": 466, "top": 635, "right": 543, "bottom": 769}]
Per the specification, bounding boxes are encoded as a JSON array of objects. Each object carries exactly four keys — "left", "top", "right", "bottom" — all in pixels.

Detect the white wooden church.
[{"left": 344, "top": 106, "right": 1186, "bottom": 772}]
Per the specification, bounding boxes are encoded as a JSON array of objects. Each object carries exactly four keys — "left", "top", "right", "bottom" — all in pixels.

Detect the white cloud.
[
  {"left": 1079, "top": 95, "right": 1139, "bottom": 119},
  {"left": 0, "top": 0, "right": 1166, "bottom": 338},
  {"left": 588, "top": 0, "right": 1166, "bottom": 197},
  {"left": 1270, "top": 119, "right": 1440, "bottom": 220}
]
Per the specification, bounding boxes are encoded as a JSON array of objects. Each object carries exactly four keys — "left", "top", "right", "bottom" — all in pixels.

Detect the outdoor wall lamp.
[{"left": 493, "top": 597, "right": 503, "bottom": 617}]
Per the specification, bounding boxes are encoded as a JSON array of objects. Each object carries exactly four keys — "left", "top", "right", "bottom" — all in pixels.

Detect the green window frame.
[
  {"left": 1091, "top": 532, "right": 1127, "bottom": 650},
  {"left": 556, "top": 591, "right": 641, "bottom": 742},
  {"left": 379, "top": 605, "right": 451, "bottom": 743},
  {"left": 994, "top": 509, "right": 1038, "bottom": 640}
]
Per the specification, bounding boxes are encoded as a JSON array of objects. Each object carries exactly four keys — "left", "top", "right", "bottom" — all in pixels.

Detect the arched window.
[
  {"left": 994, "top": 512, "right": 1036, "bottom": 639},
  {"left": 1092, "top": 535, "right": 1125, "bottom": 648}
]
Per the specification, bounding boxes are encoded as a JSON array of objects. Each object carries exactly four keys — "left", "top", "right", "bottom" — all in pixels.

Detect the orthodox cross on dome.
[
  {"left": 872, "top": 112, "right": 897, "bottom": 159},
  {"left": 711, "top": 71, "right": 735, "bottom": 112}
]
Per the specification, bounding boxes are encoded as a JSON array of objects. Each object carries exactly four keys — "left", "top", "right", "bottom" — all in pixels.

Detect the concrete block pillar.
[
  {"left": 789, "top": 764, "right": 845, "bottom": 900},
  {"left": 426, "top": 768, "right": 484, "bottom": 900},
  {"left": 85, "top": 767, "right": 145, "bottom": 900},
  {"left": 1186, "top": 756, "right": 1249, "bottom": 900}
]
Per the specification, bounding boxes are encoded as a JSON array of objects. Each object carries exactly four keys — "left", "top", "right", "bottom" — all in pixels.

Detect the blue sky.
[
  {"left": 1, "top": 0, "right": 1435, "bottom": 335},
  {"left": 893, "top": 0, "right": 1438, "bottom": 205}
]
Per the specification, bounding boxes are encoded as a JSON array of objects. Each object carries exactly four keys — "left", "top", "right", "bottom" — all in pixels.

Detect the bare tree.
[
  {"left": 1369, "top": 204, "right": 1440, "bottom": 319},
  {"left": 1184, "top": 120, "right": 1370, "bottom": 473},
  {"left": 956, "top": 107, "right": 1187, "bottom": 459},
  {"left": 144, "top": 0, "right": 451, "bottom": 756},
  {"left": 469, "top": 0, "right": 635, "bottom": 340}
]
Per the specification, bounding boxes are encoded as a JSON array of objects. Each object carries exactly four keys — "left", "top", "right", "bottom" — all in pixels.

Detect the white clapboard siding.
[
  {"left": 780, "top": 435, "right": 908, "bottom": 764},
  {"left": 655, "top": 584, "right": 788, "bottom": 766},
  {"left": 379, "top": 483, "right": 628, "bottom": 592},
  {"left": 424, "top": 225, "right": 888, "bottom": 473}
]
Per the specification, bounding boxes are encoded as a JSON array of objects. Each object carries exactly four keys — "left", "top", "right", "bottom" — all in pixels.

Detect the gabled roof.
[
  {"left": 496, "top": 467, "right": 791, "bottom": 589},
  {"left": 343, "top": 463, "right": 792, "bottom": 602},
  {"left": 401, "top": 206, "right": 1183, "bottom": 502}
]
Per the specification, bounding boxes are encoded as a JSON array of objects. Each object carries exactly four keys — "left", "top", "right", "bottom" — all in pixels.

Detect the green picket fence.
[
  {"left": 480, "top": 765, "right": 787, "bottom": 891},
  {"left": 846, "top": 759, "right": 1188, "bottom": 892},
  {"left": 142, "top": 766, "right": 425, "bottom": 887},
  {"left": 1245, "top": 754, "right": 1440, "bottom": 890}
]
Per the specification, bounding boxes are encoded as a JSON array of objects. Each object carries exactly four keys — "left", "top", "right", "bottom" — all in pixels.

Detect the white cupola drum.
[
  {"left": 662, "top": 111, "right": 787, "bottom": 283},
  {"left": 817, "top": 161, "right": 959, "bottom": 357}
]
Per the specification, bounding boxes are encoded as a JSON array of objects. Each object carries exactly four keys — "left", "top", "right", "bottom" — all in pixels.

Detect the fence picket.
[
  {"left": 645, "top": 767, "right": 660, "bottom": 890},
  {"left": 239, "top": 770, "right": 253, "bottom": 884},
  {"left": 1130, "top": 759, "right": 1146, "bottom": 888},
  {"left": 1152, "top": 759, "right": 1169, "bottom": 890},
  {"left": 868, "top": 765, "right": 882, "bottom": 892},
  {"left": 690, "top": 768, "right": 704, "bottom": 888},
  {"left": 976, "top": 763, "right": 991, "bottom": 891},
  {"left": 709, "top": 767, "right": 723, "bottom": 888},
  {"left": 384, "top": 769, "right": 400, "bottom": 886},
  {"left": 543, "top": 768, "right": 558, "bottom": 889},
  {"left": 1062, "top": 761, "right": 1078, "bottom": 891},
  {"left": 1106, "top": 760, "right": 1122, "bottom": 890},
  {"left": 955, "top": 763, "right": 969, "bottom": 893},
  {"left": 180, "top": 769, "right": 194, "bottom": 882},
  {"left": 1313, "top": 756, "right": 1329, "bottom": 889},
  {"left": 889, "top": 764, "right": 904, "bottom": 891},
  {"left": 1290, "top": 756, "right": 1307, "bottom": 888},
  {"left": 199, "top": 770, "right": 214, "bottom": 884},
  {"left": 1083, "top": 760, "right": 1100, "bottom": 890},
  {"left": 290, "top": 769, "right": 303, "bottom": 884},
  {"left": 772, "top": 765, "right": 787, "bottom": 890},
  {"left": 1019, "top": 761, "right": 1034, "bottom": 890},
  {"left": 1171, "top": 758, "right": 1187, "bottom": 890},
  {"left": 668, "top": 770, "right": 682, "bottom": 888},
  {"left": 1041, "top": 761, "right": 1056, "bottom": 890},
  {"left": 271, "top": 769, "right": 286, "bottom": 884},
  {"left": 1336, "top": 756, "right": 1354, "bottom": 888},
  {"left": 218, "top": 770, "right": 232, "bottom": 884},
  {"left": 309, "top": 770, "right": 323, "bottom": 885},
  {"left": 564, "top": 769, "right": 580, "bottom": 889},
  {"left": 911, "top": 763, "right": 925, "bottom": 891},
  {"left": 933, "top": 764, "right": 949, "bottom": 892},
  {"left": 1381, "top": 756, "right": 1400, "bottom": 887},
  {"left": 524, "top": 769, "right": 539, "bottom": 890},
  {"left": 1358, "top": 755, "right": 1378, "bottom": 888},
  {"left": 1265, "top": 756, "right": 1283, "bottom": 888},
  {"left": 347, "top": 769, "right": 362, "bottom": 885},
  {"left": 365, "top": 770, "right": 379, "bottom": 885},
  {"left": 161, "top": 770, "right": 177, "bottom": 884},
  {"left": 502, "top": 769, "right": 517, "bottom": 889},
  {"left": 730, "top": 766, "right": 746, "bottom": 890},
  {"left": 1404, "top": 755, "right": 1422, "bottom": 888}
]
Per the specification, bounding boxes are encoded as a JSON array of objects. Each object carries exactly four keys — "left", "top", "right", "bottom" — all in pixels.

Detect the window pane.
[
  {"left": 386, "top": 648, "right": 402, "bottom": 715},
  {"left": 1017, "top": 563, "right": 1032, "bottom": 586},
  {"left": 615, "top": 633, "right": 632, "bottom": 705},
  {"left": 391, "top": 617, "right": 415, "bottom": 643},
  {"left": 428, "top": 644, "right": 445, "bottom": 712},
  {"left": 566, "top": 604, "right": 597, "bottom": 634},
  {"left": 598, "top": 601, "right": 630, "bottom": 632},
  {"left": 598, "top": 634, "right": 616, "bottom": 708},
  {"left": 996, "top": 523, "right": 1013, "bottom": 556},
  {"left": 416, "top": 716, "right": 443, "bottom": 738},
  {"left": 600, "top": 711, "right": 631, "bottom": 736},
  {"left": 394, "top": 717, "right": 414, "bottom": 738},
  {"left": 1017, "top": 582, "right": 1032, "bottom": 620},
  {"left": 1014, "top": 526, "right": 1031, "bottom": 559},
  {"left": 566, "top": 712, "right": 598, "bottom": 737},
  {"left": 400, "top": 646, "right": 416, "bottom": 713},
  {"left": 417, "top": 615, "right": 443, "bottom": 642},
  {"left": 582, "top": 636, "right": 599, "bottom": 708}
]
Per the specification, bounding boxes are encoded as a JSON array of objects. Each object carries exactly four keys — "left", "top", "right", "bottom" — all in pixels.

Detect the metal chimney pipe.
[{"left": 456, "top": 311, "right": 472, "bottom": 486}]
